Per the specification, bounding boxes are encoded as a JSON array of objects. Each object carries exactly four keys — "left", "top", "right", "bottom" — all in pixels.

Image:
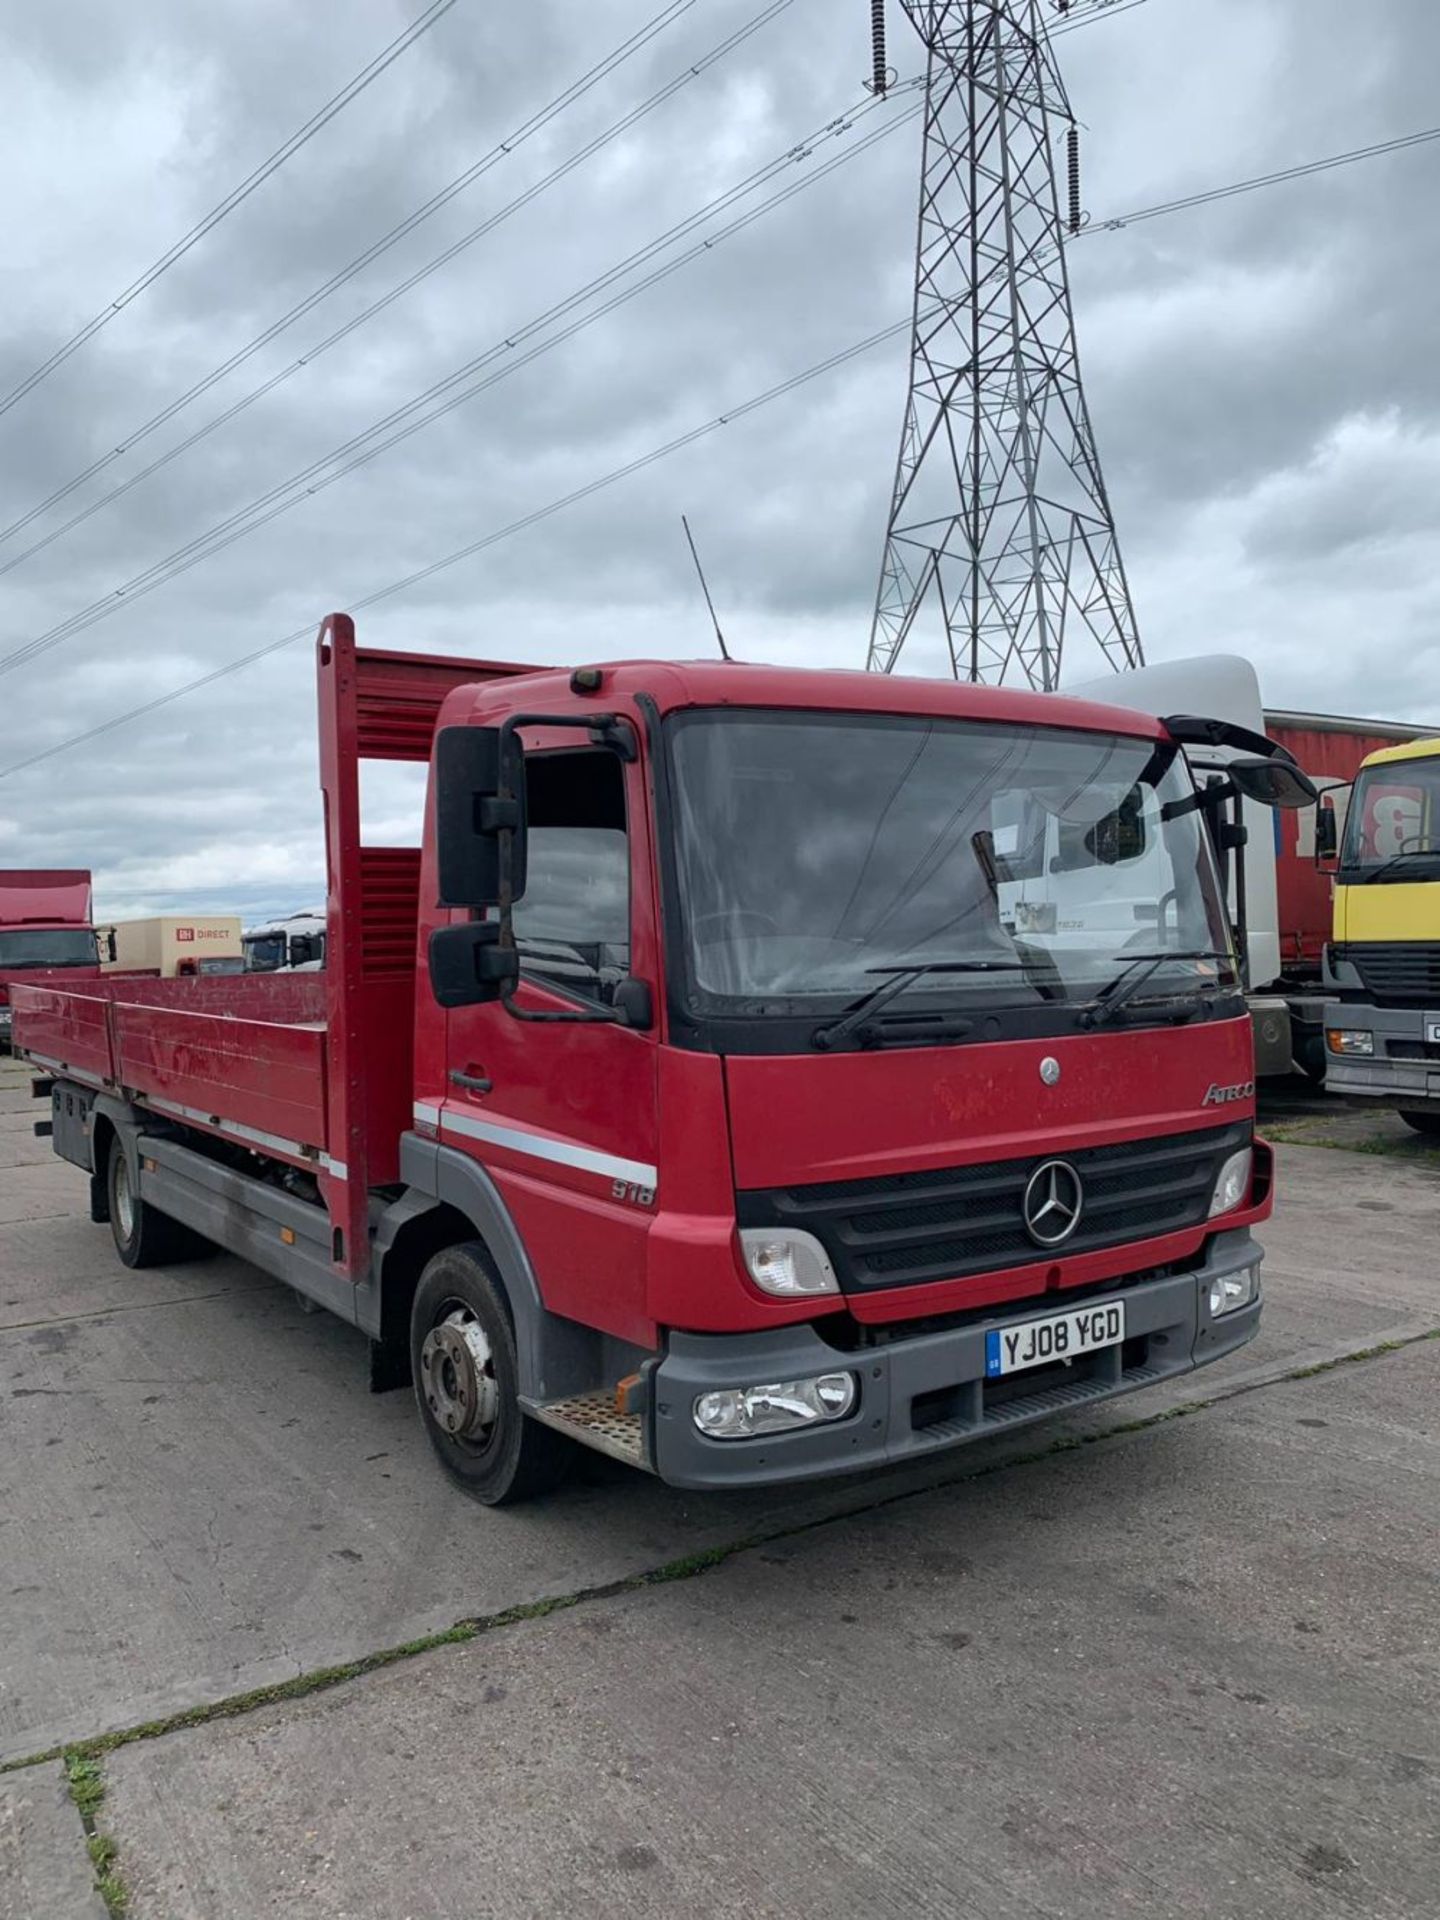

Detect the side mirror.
[
  {"left": 434, "top": 725, "right": 528, "bottom": 908},
  {"left": 1315, "top": 806, "right": 1338, "bottom": 860},
  {"left": 104, "top": 930, "right": 117, "bottom": 963},
  {"left": 428, "top": 923, "right": 521, "bottom": 1009},
  {"left": 1228, "top": 758, "right": 1319, "bottom": 811},
  {"left": 612, "top": 978, "right": 654, "bottom": 1031}
]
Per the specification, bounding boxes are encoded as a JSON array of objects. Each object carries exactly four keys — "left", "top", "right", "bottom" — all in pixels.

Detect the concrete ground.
[{"left": 1, "top": 1055, "right": 1437, "bottom": 1916}]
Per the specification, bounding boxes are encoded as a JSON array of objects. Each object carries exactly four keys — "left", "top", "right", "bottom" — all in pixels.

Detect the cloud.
[{"left": 0, "top": 0, "right": 1436, "bottom": 918}]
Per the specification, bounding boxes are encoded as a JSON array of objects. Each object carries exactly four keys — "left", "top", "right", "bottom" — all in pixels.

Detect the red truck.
[
  {"left": 0, "top": 868, "right": 100, "bottom": 1051},
  {"left": 13, "top": 617, "right": 1313, "bottom": 1503}
]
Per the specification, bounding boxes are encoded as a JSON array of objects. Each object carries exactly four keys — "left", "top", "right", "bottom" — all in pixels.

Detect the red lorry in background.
[
  {"left": 0, "top": 869, "right": 100, "bottom": 1050},
  {"left": 13, "top": 618, "right": 1314, "bottom": 1504}
]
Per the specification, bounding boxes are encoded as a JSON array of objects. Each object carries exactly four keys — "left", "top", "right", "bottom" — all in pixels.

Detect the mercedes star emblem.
[
  {"left": 1022, "top": 1159, "right": 1084, "bottom": 1247},
  {"left": 1040, "top": 1056, "right": 1061, "bottom": 1086}
]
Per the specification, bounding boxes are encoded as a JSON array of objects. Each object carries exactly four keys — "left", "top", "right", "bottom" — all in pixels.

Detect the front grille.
[
  {"left": 737, "top": 1122, "right": 1248, "bottom": 1293},
  {"left": 910, "top": 1338, "right": 1164, "bottom": 1443},
  {"left": 1335, "top": 942, "right": 1440, "bottom": 1005}
]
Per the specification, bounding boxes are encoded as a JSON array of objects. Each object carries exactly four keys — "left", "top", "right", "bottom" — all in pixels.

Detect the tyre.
[
  {"left": 410, "top": 1242, "right": 574, "bottom": 1505},
  {"left": 1398, "top": 1110, "right": 1440, "bottom": 1138},
  {"left": 106, "top": 1135, "right": 212, "bottom": 1268},
  {"left": 1294, "top": 1030, "right": 1327, "bottom": 1085}
]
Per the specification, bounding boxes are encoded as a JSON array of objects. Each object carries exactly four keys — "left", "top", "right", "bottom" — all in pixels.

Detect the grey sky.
[{"left": 0, "top": 0, "right": 1436, "bottom": 918}]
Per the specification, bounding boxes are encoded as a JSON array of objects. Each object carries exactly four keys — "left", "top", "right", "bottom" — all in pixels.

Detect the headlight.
[
  {"left": 738, "top": 1228, "right": 838, "bottom": 1298},
  {"left": 1326, "top": 1028, "right": 1374, "bottom": 1056},
  {"left": 1207, "top": 1147, "right": 1253, "bottom": 1218},
  {"left": 693, "top": 1372, "right": 857, "bottom": 1440},
  {"left": 1207, "top": 1264, "right": 1259, "bottom": 1318}
]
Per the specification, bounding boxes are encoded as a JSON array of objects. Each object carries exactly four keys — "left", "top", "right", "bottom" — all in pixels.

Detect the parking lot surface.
[{"left": 2, "top": 1056, "right": 1437, "bottom": 1916}]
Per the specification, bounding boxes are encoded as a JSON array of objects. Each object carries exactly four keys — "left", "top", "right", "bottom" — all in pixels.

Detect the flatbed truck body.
[{"left": 15, "top": 617, "right": 1303, "bottom": 1501}]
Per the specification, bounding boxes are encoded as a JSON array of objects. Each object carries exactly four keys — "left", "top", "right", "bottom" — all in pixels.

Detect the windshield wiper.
[
  {"left": 1079, "top": 950, "right": 1234, "bottom": 1030},
  {"left": 1358, "top": 849, "right": 1440, "bottom": 884},
  {"left": 812, "top": 958, "right": 1032, "bottom": 1051}
]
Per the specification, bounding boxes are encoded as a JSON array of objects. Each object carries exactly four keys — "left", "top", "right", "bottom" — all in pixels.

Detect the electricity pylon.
[{"left": 868, "top": 0, "right": 1143, "bottom": 688}]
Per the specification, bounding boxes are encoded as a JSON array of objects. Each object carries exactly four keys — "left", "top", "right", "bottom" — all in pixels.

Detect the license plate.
[{"left": 985, "top": 1300, "right": 1126, "bottom": 1378}]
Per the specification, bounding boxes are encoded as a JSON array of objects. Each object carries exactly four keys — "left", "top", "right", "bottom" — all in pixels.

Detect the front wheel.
[
  {"left": 1398, "top": 1110, "right": 1440, "bottom": 1138},
  {"left": 410, "top": 1242, "right": 574, "bottom": 1505}
]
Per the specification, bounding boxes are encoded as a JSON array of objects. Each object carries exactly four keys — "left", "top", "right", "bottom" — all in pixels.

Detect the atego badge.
[{"left": 1203, "top": 1081, "right": 1254, "bottom": 1106}]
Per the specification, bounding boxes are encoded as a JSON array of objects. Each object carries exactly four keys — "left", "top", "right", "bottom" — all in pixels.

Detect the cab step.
[{"left": 531, "top": 1391, "right": 646, "bottom": 1468}]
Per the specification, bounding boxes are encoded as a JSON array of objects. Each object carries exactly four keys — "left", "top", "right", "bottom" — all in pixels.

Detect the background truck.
[
  {"left": 1084, "top": 658, "right": 1436, "bottom": 1081},
  {"left": 100, "top": 914, "right": 245, "bottom": 978},
  {"left": 0, "top": 868, "right": 99, "bottom": 1049},
  {"left": 242, "top": 909, "right": 326, "bottom": 972},
  {"left": 14, "top": 616, "right": 1310, "bottom": 1504},
  {"left": 1322, "top": 735, "right": 1440, "bottom": 1130}
]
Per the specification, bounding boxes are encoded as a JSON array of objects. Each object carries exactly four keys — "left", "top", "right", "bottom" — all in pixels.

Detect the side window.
[{"left": 512, "top": 749, "right": 630, "bottom": 1006}]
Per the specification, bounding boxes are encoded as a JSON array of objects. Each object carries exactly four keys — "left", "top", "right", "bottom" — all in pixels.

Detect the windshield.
[
  {"left": 668, "top": 711, "right": 1234, "bottom": 1014},
  {"left": 243, "top": 934, "right": 286, "bottom": 971},
  {"left": 0, "top": 928, "right": 98, "bottom": 969},
  {"left": 1341, "top": 755, "right": 1440, "bottom": 873}
]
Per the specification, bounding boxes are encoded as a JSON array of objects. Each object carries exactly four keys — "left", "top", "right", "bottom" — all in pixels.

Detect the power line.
[
  {"left": 0, "top": 77, "right": 906, "bottom": 674},
  {"left": 0, "top": 0, "right": 1138, "bottom": 579},
  {"left": 0, "top": 324, "right": 910, "bottom": 780},
  {"left": 1050, "top": 0, "right": 1153, "bottom": 35},
  {"left": 0, "top": 0, "right": 1134, "bottom": 571},
  {"left": 0, "top": 75, "right": 915, "bottom": 679},
  {"left": 1080, "top": 123, "right": 1440, "bottom": 233},
  {"left": 0, "top": 0, "right": 706, "bottom": 566},
  {"left": 0, "top": 0, "right": 462, "bottom": 424},
  {"left": 4, "top": 109, "right": 1430, "bottom": 775}
]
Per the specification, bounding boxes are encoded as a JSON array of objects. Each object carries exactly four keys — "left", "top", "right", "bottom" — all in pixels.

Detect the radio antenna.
[{"left": 681, "top": 514, "right": 732, "bottom": 661}]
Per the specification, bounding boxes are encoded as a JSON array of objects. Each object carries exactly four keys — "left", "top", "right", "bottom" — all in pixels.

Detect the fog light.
[
  {"left": 1326, "top": 1028, "right": 1374, "bottom": 1056},
  {"left": 693, "top": 1372, "right": 857, "bottom": 1441},
  {"left": 738, "top": 1228, "right": 838, "bottom": 1298},
  {"left": 1207, "top": 1264, "right": 1258, "bottom": 1318},
  {"left": 1207, "top": 1147, "right": 1253, "bottom": 1218}
]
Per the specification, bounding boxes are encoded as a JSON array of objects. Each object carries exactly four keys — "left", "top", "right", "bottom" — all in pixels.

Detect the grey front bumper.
[
  {"left": 651, "top": 1229, "right": 1262, "bottom": 1490},
  {"left": 1322, "top": 1000, "right": 1440, "bottom": 1106}
]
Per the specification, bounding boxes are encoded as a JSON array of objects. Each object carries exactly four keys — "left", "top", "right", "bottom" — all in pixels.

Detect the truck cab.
[
  {"left": 1323, "top": 737, "right": 1440, "bottom": 1129},
  {"left": 242, "top": 910, "right": 327, "bottom": 972},
  {"left": 0, "top": 868, "right": 99, "bottom": 1048}
]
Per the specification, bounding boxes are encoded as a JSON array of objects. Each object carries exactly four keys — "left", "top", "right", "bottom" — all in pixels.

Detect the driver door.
[{"left": 440, "top": 728, "right": 661, "bottom": 1346}]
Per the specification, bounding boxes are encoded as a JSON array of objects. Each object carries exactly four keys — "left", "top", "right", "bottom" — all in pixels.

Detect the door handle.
[{"left": 449, "top": 1068, "right": 492, "bottom": 1095}]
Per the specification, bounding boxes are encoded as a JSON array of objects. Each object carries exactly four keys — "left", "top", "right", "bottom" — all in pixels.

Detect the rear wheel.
[
  {"left": 410, "top": 1242, "right": 574, "bottom": 1505},
  {"left": 107, "top": 1136, "right": 211, "bottom": 1268},
  {"left": 1398, "top": 1110, "right": 1440, "bottom": 1138}
]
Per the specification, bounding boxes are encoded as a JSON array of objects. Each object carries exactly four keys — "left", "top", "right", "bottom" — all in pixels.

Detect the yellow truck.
[
  {"left": 1322, "top": 737, "right": 1440, "bottom": 1132},
  {"left": 100, "top": 914, "right": 245, "bottom": 979}
]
